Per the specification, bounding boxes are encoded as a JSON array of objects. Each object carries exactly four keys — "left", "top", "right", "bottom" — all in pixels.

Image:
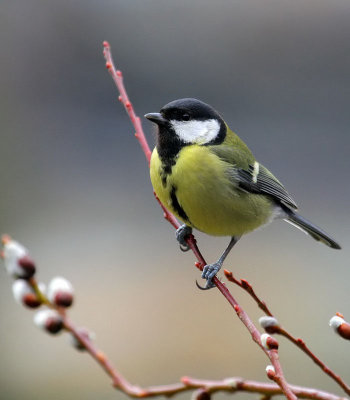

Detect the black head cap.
[{"left": 160, "top": 98, "right": 224, "bottom": 123}]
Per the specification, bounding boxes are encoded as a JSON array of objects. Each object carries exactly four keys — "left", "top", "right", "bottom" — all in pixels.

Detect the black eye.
[{"left": 182, "top": 113, "right": 190, "bottom": 121}]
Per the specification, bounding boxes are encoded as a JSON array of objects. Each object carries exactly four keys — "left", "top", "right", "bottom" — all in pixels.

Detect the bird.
[{"left": 145, "top": 98, "right": 341, "bottom": 289}]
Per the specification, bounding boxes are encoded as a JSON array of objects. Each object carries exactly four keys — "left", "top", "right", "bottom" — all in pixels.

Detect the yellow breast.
[{"left": 150, "top": 146, "right": 274, "bottom": 236}]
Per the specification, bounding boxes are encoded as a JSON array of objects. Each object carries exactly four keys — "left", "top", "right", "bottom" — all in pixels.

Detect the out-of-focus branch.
[
  {"left": 103, "top": 40, "right": 297, "bottom": 400},
  {"left": 3, "top": 236, "right": 344, "bottom": 400},
  {"left": 182, "top": 376, "right": 346, "bottom": 400},
  {"left": 224, "top": 270, "right": 350, "bottom": 396}
]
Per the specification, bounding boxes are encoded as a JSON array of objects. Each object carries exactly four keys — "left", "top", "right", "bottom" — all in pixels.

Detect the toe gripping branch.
[{"left": 176, "top": 225, "right": 193, "bottom": 252}]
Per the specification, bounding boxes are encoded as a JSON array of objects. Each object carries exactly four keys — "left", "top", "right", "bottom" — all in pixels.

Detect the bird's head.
[{"left": 145, "top": 98, "right": 226, "bottom": 151}]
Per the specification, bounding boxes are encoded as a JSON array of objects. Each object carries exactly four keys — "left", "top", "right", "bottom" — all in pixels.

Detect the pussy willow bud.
[
  {"left": 12, "top": 280, "right": 45, "bottom": 308},
  {"left": 2, "top": 237, "right": 36, "bottom": 279},
  {"left": 329, "top": 315, "right": 350, "bottom": 340},
  {"left": 329, "top": 315, "right": 345, "bottom": 331},
  {"left": 265, "top": 365, "right": 276, "bottom": 379},
  {"left": 47, "top": 277, "right": 74, "bottom": 307},
  {"left": 260, "top": 333, "right": 279, "bottom": 350},
  {"left": 191, "top": 389, "right": 211, "bottom": 400},
  {"left": 223, "top": 378, "right": 238, "bottom": 389},
  {"left": 34, "top": 309, "right": 63, "bottom": 334},
  {"left": 258, "top": 316, "right": 279, "bottom": 333}
]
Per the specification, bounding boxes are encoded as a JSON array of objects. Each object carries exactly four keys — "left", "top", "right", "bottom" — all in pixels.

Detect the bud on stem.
[
  {"left": 12, "top": 280, "right": 45, "bottom": 308},
  {"left": 34, "top": 309, "right": 64, "bottom": 334},
  {"left": 260, "top": 333, "right": 279, "bottom": 350},
  {"left": 48, "top": 277, "right": 74, "bottom": 307},
  {"left": 329, "top": 315, "right": 350, "bottom": 340},
  {"left": 1, "top": 236, "right": 36, "bottom": 279}
]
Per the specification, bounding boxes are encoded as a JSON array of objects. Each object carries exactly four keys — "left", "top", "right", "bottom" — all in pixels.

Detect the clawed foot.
[
  {"left": 196, "top": 279, "right": 216, "bottom": 290},
  {"left": 197, "top": 237, "right": 240, "bottom": 290},
  {"left": 198, "top": 262, "right": 222, "bottom": 289},
  {"left": 175, "top": 224, "right": 192, "bottom": 252}
]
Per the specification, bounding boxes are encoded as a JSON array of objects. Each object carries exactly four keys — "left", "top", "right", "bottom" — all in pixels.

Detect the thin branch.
[
  {"left": 278, "top": 329, "right": 350, "bottom": 396},
  {"left": 224, "top": 270, "right": 350, "bottom": 396},
  {"left": 103, "top": 41, "right": 297, "bottom": 400},
  {"left": 27, "top": 279, "right": 343, "bottom": 400},
  {"left": 104, "top": 42, "right": 152, "bottom": 164},
  {"left": 182, "top": 376, "right": 347, "bottom": 400},
  {"left": 224, "top": 270, "right": 273, "bottom": 316}
]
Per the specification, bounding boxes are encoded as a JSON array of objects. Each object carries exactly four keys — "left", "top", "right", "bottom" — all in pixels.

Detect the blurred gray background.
[{"left": 1, "top": 1, "right": 349, "bottom": 399}]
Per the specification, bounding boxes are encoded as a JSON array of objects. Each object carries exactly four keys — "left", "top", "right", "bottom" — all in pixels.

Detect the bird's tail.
[{"left": 283, "top": 209, "right": 341, "bottom": 249}]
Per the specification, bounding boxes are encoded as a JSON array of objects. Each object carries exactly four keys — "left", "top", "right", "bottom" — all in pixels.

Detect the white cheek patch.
[{"left": 170, "top": 119, "right": 220, "bottom": 144}]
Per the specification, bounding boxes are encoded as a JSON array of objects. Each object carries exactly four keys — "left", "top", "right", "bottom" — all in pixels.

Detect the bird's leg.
[
  {"left": 175, "top": 224, "right": 192, "bottom": 252},
  {"left": 201, "top": 236, "right": 240, "bottom": 289}
]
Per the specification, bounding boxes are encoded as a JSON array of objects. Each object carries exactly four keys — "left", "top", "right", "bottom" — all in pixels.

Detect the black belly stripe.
[
  {"left": 160, "top": 167, "right": 169, "bottom": 187},
  {"left": 170, "top": 185, "right": 190, "bottom": 223},
  {"left": 160, "top": 160, "right": 176, "bottom": 187}
]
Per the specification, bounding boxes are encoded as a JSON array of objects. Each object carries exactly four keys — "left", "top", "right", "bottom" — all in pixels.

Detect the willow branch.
[
  {"left": 224, "top": 270, "right": 350, "bottom": 396},
  {"left": 17, "top": 277, "right": 342, "bottom": 400},
  {"left": 103, "top": 40, "right": 299, "bottom": 400}
]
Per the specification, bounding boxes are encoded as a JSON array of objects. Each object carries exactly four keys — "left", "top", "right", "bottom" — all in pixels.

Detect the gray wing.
[{"left": 237, "top": 163, "right": 298, "bottom": 210}]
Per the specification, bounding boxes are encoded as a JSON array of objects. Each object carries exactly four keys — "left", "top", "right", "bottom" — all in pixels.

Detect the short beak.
[{"left": 144, "top": 112, "right": 167, "bottom": 126}]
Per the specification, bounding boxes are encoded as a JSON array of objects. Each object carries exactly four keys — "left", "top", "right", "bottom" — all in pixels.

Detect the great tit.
[{"left": 145, "top": 98, "right": 341, "bottom": 289}]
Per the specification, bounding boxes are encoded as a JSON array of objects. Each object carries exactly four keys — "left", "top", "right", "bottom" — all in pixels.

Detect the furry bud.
[
  {"left": 12, "top": 280, "right": 44, "bottom": 308},
  {"left": 192, "top": 389, "right": 211, "bottom": 400},
  {"left": 34, "top": 309, "right": 63, "bottom": 334},
  {"left": 2, "top": 236, "right": 36, "bottom": 279},
  {"left": 265, "top": 365, "right": 276, "bottom": 380},
  {"left": 258, "top": 316, "right": 279, "bottom": 333},
  {"left": 329, "top": 315, "right": 350, "bottom": 340},
  {"left": 48, "top": 277, "right": 74, "bottom": 307},
  {"left": 261, "top": 333, "right": 279, "bottom": 350}
]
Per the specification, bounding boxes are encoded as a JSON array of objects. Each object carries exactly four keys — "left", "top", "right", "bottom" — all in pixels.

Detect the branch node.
[
  {"left": 96, "top": 351, "right": 107, "bottom": 363},
  {"left": 223, "top": 378, "right": 239, "bottom": 389}
]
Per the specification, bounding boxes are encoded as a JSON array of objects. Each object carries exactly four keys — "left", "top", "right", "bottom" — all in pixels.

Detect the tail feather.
[{"left": 283, "top": 210, "right": 341, "bottom": 250}]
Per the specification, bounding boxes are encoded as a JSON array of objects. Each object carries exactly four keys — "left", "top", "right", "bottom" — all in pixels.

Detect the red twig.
[
  {"left": 224, "top": 270, "right": 273, "bottom": 316},
  {"left": 63, "top": 316, "right": 148, "bottom": 397},
  {"left": 224, "top": 270, "right": 350, "bottom": 396},
  {"left": 104, "top": 41, "right": 152, "bottom": 164},
  {"left": 103, "top": 41, "right": 297, "bottom": 400},
  {"left": 278, "top": 330, "right": 350, "bottom": 396},
  {"left": 182, "top": 376, "right": 346, "bottom": 400},
  {"left": 23, "top": 276, "right": 345, "bottom": 400}
]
